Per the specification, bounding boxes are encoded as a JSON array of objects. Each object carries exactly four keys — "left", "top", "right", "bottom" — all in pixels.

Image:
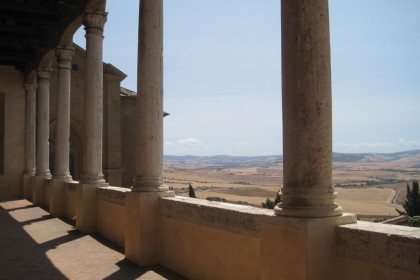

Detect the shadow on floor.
[
  {"left": 0, "top": 202, "right": 68, "bottom": 280},
  {"left": 0, "top": 200, "right": 187, "bottom": 280}
]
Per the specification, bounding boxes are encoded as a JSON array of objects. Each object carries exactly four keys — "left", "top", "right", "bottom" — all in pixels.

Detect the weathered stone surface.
[
  {"left": 97, "top": 186, "right": 128, "bottom": 206},
  {"left": 80, "top": 11, "right": 107, "bottom": 184},
  {"left": 276, "top": 0, "right": 342, "bottom": 218},
  {"left": 337, "top": 221, "right": 420, "bottom": 274},
  {"left": 161, "top": 196, "right": 272, "bottom": 236},
  {"left": 52, "top": 46, "right": 74, "bottom": 180},
  {"left": 35, "top": 68, "right": 52, "bottom": 179},
  {"left": 133, "top": 0, "right": 164, "bottom": 192}
]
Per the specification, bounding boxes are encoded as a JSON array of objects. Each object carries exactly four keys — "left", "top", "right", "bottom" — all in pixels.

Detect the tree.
[
  {"left": 188, "top": 183, "right": 196, "bottom": 198},
  {"left": 262, "top": 198, "right": 276, "bottom": 209},
  {"left": 274, "top": 192, "right": 282, "bottom": 205},
  {"left": 402, "top": 180, "right": 420, "bottom": 216},
  {"left": 262, "top": 191, "right": 282, "bottom": 209}
]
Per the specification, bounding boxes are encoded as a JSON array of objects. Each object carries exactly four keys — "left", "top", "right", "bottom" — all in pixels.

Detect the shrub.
[{"left": 407, "top": 216, "right": 420, "bottom": 228}]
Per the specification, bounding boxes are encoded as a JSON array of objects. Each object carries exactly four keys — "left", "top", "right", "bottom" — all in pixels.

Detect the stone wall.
[{"left": 0, "top": 66, "right": 25, "bottom": 199}]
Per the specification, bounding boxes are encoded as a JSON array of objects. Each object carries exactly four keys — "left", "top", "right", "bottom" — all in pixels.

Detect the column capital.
[
  {"left": 83, "top": 11, "right": 107, "bottom": 35},
  {"left": 24, "top": 82, "right": 37, "bottom": 93},
  {"left": 37, "top": 69, "right": 52, "bottom": 80},
  {"left": 56, "top": 47, "right": 75, "bottom": 69}
]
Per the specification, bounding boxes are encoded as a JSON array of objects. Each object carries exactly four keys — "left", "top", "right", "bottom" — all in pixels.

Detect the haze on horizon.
[{"left": 74, "top": 0, "right": 420, "bottom": 157}]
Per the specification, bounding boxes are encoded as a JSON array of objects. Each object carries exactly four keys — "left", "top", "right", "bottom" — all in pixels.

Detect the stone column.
[
  {"left": 76, "top": 11, "right": 107, "bottom": 232},
  {"left": 53, "top": 47, "right": 74, "bottom": 180},
  {"left": 275, "top": 0, "right": 342, "bottom": 218},
  {"left": 80, "top": 11, "right": 107, "bottom": 185},
  {"left": 131, "top": 0, "right": 165, "bottom": 193},
  {"left": 263, "top": 3, "right": 356, "bottom": 279},
  {"left": 33, "top": 69, "right": 52, "bottom": 207},
  {"left": 23, "top": 82, "right": 37, "bottom": 200},
  {"left": 125, "top": 0, "right": 172, "bottom": 266},
  {"left": 50, "top": 46, "right": 74, "bottom": 217}
]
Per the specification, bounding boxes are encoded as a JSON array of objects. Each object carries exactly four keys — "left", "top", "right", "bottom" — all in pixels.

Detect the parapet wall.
[
  {"left": 50, "top": 184, "right": 420, "bottom": 280},
  {"left": 159, "top": 197, "right": 270, "bottom": 280},
  {"left": 96, "top": 186, "right": 128, "bottom": 247},
  {"left": 336, "top": 221, "right": 420, "bottom": 279}
]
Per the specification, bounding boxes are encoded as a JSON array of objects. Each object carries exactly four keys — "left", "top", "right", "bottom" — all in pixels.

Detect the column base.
[
  {"left": 125, "top": 190, "right": 172, "bottom": 266},
  {"left": 50, "top": 178, "right": 69, "bottom": 217},
  {"left": 23, "top": 174, "right": 34, "bottom": 201},
  {"left": 260, "top": 213, "right": 356, "bottom": 280},
  {"left": 33, "top": 176, "right": 51, "bottom": 208},
  {"left": 274, "top": 203, "right": 343, "bottom": 218},
  {"left": 76, "top": 182, "right": 107, "bottom": 233}
]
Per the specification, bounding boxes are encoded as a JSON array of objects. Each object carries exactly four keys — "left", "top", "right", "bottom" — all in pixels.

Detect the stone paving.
[{"left": 0, "top": 199, "right": 186, "bottom": 280}]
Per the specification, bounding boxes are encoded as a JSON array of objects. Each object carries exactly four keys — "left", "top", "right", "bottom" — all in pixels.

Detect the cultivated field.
[{"left": 164, "top": 151, "right": 420, "bottom": 219}]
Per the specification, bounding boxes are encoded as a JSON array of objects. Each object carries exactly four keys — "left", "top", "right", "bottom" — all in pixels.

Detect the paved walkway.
[{"left": 0, "top": 199, "right": 186, "bottom": 280}]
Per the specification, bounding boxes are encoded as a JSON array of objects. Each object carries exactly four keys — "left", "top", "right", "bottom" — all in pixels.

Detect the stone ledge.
[
  {"left": 97, "top": 186, "right": 130, "bottom": 206},
  {"left": 160, "top": 196, "right": 273, "bottom": 236},
  {"left": 263, "top": 212, "right": 357, "bottom": 229},
  {"left": 337, "top": 221, "right": 420, "bottom": 274}
]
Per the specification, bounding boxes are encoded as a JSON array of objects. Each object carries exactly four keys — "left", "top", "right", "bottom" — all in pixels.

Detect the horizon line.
[{"left": 163, "top": 149, "right": 420, "bottom": 158}]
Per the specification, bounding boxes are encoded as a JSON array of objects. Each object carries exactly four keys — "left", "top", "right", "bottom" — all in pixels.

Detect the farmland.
[{"left": 164, "top": 151, "right": 420, "bottom": 219}]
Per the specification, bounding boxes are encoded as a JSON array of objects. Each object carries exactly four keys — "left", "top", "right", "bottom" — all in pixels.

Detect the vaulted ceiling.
[{"left": 0, "top": 0, "right": 89, "bottom": 79}]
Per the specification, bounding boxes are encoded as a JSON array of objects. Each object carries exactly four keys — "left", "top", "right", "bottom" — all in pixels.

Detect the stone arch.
[{"left": 49, "top": 118, "right": 83, "bottom": 181}]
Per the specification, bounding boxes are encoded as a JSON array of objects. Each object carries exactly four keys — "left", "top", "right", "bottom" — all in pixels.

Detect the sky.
[{"left": 74, "top": 0, "right": 420, "bottom": 156}]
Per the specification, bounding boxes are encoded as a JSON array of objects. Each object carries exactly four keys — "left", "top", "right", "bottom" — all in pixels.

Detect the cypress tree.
[
  {"left": 403, "top": 180, "right": 420, "bottom": 216},
  {"left": 188, "top": 183, "right": 196, "bottom": 198}
]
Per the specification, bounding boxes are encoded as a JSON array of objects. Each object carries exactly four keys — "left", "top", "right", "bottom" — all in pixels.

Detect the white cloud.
[
  {"left": 178, "top": 138, "right": 203, "bottom": 146},
  {"left": 397, "top": 139, "right": 420, "bottom": 148}
]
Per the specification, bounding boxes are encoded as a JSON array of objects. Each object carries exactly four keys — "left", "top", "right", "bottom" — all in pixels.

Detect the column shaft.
[
  {"left": 275, "top": 0, "right": 341, "bottom": 218},
  {"left": 24, "top": 83, "right": 37, "bottom": 175},
  {"left": 81, "top": 11, "right": 107, "bottom": 184},
  {"left": 35, "top": 69, "right": 51, "bottom": 178},
  {"left": 54, "top": 47, "right": 74, "bottom": 180},
  {"left": 132, "top": 0, "right": 164, "bottom": 192}
]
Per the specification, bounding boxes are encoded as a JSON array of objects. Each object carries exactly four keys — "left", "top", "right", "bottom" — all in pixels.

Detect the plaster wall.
[
  {"left": 0, "top": 66, "right": 25, "bottom": 199},
  {"left": 96, "top": 186, "right": 127, "bottom": 246},
  {"left": 159, "top": 197, "right": 266, "bottom": 280},
  {"left": 160, "top": 216, "right": 261, "bottom": 280}
]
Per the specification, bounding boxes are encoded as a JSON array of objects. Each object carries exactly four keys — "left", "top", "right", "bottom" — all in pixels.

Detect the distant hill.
[
  {"left": 164, "top": 155, "right": 282, "bottom": 168},
  {"left": 164, "top": 150, "right": 420, "bottom": 166},
  {"left": 333, "top": 150, "right": 420, "bottom": 162}
]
